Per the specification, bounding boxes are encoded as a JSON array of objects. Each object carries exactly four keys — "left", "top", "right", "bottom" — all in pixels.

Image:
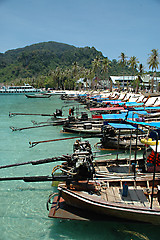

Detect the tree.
[
  {"left": 102, "top": 57, "right": 111, "bottom": 89},
  {"left": 128, "top": 56, "right": 139, "bottom": 79},
  {"left": 87, "top": 69, "right": 95, "bottom": 90},
  {"left": 71, "top": 62, "right": 79, "bottom": 90},
  {"left": 138, "top": 63, "right": 145, "bottom": 77},
  {"left": 108, "top": 77, "right": 113, "bottom": 92},
  {"left": 55, "top": 67, "right": 62, "bottom": 89},
  {"left": 148, "top": 49, "right": 159, "bottom": 91},
  {"left": 131, "top": 77, "right": 140, "bottom": 93},
  {"left": 138, "top": 63, "right": 145, "bottom": 91},
  {"left": 118, "top": 52, "right": 128, "bottom": 88},
  {"left": 126, "top": 81, "right": 129, "bottom": 92},
  {"left": 115, "top": 80, "right": 121, "bottom": 92},
  {"left": 92, "top": 56, "right": 101, "bottom": 89}
]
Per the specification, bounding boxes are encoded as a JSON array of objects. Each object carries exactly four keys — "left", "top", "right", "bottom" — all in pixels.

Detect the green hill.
[
  {"left": 0, "top": 42, "right": 102, "bottom": 82},
  {"left": 0, "top": 41, "right": 136, "bottom": 88}
]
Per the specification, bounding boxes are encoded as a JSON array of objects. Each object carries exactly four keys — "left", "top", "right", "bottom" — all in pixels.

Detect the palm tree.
[
  {"left": 138, "top": 63, "right": 145, "bottom": 92},
  {"left": 138, "top": 63, "right": 144, "bottom": 77},
  {"left": 55, "top": 67, "right": 62, "bottom": 89},
  {"left": 148, "top": 49, "right": 159, "bottom": 91},
  {"left": 88, "top": 69, "right": 95, "bottom": 90},
  {"left": 126, "top": 81, "right": 129, "bottom": 92},
  {"left": 109, "top": 77, "right": 113, "bottom": 92},
  {"left": 102, "top": 57, "right": 111, "bottom": 89},
  {"left": 63, "top": 68, "right": 72, "bottom": 90},
  {"left": 115, "top": 80, "right": 121, "bottom": 92},
  {"left": 72, "top": 62, "right": 80, "bottom": 90},
  {"left": 128, "top": 56, "right": 139, "bottom": 80},
  {"left": 92, "top": 56, "right": 101, "bottom": 89},
  {"left": 118, "top": 52, "right": 128, "bottom": 89},
  {"left": 72, "top": 61, "right": 78, "bottom": 76}
]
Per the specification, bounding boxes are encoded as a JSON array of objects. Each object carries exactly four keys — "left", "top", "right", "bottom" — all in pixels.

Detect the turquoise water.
[{"left": 0, "top": 95, "right": 159, "bottom": 240}]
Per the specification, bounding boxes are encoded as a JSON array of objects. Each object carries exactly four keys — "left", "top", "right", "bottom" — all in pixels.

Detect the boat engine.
[
  {"left": 62, "top": 140, "right": 95, "bottom": 180},
  {"left": 73, "top": 140, "right": 92, "bottom": 153},
  {"left": 70, "top": 152, "right": 94, "bottom": 179},
  {"left": 81, "top": 112, "right": 88, "bottom": 121},
  {"left": 53, "top": 109, "right": 62, "bottom": 117}
]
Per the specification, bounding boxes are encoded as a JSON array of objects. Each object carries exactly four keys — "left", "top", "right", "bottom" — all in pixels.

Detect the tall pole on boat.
[
  {"left": 134, "top": 124, "right": 138, "bottom": 163},
  {"left": 150, "top": 131, "right": 159, "bottom": 209},
  {"left": 129, "top": 130, "right": 132, "bottom": 173},
  {"left": 116, "top": 129, "right": 120, "bottom": 161}
]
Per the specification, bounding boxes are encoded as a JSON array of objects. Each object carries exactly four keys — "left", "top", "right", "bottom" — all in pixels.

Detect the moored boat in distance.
[
  {"left": 25, "top": 93, "right": 52, "bottom": 98},
  {"left": 0, "top": 84, "right": 42, "bottom": 94}
]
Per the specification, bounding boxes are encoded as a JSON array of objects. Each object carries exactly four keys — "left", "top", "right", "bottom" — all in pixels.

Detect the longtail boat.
[
  {"left": 25, "top": 93, "right": 52, "bottom": 98},
  {"left": 50, "top": 176, "right": 160, "bottom": 224},
  {"left": 47, "top": 131, "right": 160, "bottom": 224},
  {"left": 100, "top": 122, "right": 147, "bottom": 150},
  {"left": 63, "top": 122, "right": 103, "bottom": 135}
]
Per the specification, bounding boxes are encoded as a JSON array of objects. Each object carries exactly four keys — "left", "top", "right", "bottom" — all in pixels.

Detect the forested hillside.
[{"left": 0, "top": 41, "right": 138, "bottom": 89}]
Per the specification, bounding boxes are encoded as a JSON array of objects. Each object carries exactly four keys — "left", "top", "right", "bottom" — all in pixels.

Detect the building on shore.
[
  {"left": 76, "top": 75, "right": 160, "bottom": 91},
  {"left": 110, "top": 75, "right": 160, "bottom": 91}
]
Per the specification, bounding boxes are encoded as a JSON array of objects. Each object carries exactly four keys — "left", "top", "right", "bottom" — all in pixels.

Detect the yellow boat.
[{"left": 140, "top": 138, "right": 159, "bottom": 146}]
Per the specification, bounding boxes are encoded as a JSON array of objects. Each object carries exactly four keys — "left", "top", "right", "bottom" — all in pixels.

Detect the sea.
[{"left": 0, "top": 94, "right": 159, "bottom": 240}]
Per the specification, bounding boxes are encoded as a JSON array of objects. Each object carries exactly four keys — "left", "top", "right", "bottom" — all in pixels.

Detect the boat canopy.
[
  {"left": 101, "top": 110, "right": 148, "bottom": 120},
  {"left": 135, "top": 107, "right": 160, "bottom": 111},
  {"left": 90, "top": 95, "right": 102, "bottom": 99},
  {"left": 102, "top": 113, "right": 127, "bottom": 120},
  {"left": 90, "top": 107, "right": 124, "bottom": 112},
  {"left": 103, "top": 100, "right": 122, "bottom": 105},
  {"left": 103, "top": 99, "right": 121, "bottom": 102},
  {"left": 127, "top": 110, "right": 148, "bottom": 119},
  {"left": 125, "top": 102, "right": 145, "bottom": 106},
  {"left": 127, "top": 120, "right": 160, "bottom": 129},
  {"left": 78, "top": 94, "right": 88, "bottom": 96},
  {"left": 149, "top": 122, "right": 160, "bottom": 128},
  {"left": 108, "top": 123, "right": 137, "bottom": 130},
  {"left": 96, "top": 98, "right": 110, "bottom": 102},
  {"left": 118, "top": 102, "right": 144, "bottom": 106},
  {"left": 126, "top": 120, "right": 152, "bottom": 126},
  {"left": 134, "top": 107, "right": 145, "bottom": 110}
]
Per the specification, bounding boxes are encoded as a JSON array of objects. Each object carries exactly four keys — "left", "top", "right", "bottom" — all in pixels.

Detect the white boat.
[
  {"left": 49, "top": 90, "right": 67, "bottom": 95},
  {"left": 0, "top": 84, "right": 42, "bottom": 94}
]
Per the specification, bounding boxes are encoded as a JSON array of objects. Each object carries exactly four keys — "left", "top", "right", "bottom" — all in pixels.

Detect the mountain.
[
  {"left": 0, "top": 41, "right": 138, "bottom": 87},
  {"left": 0, "top": 41, "right": 104, "bottom": 83}
]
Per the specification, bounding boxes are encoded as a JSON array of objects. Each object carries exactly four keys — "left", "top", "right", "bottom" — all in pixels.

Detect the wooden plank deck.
[
  {"left": 112, "top": 187, "right": 123, "bottom": 203},
  {"left": 107, "top": 165, "right": 129, "bottom": 173},
  {"left": 102, "top": 185, "right": 155, "bottom": 208},
  {"left": 105, "top": 188, "right": 115, "bottom": 202},
  {"left": 97, "top": 165, "right": 109, "bottom": 173},
  {"left": 136, "top": 186, "right": 150, "bottom": 207}
]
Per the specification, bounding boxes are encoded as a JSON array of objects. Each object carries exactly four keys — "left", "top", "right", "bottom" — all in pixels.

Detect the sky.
[{"left": 0, "top": 0, "right": 160, "bottom": 70}]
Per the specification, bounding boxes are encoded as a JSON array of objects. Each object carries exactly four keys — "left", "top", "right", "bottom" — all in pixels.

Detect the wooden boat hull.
[
  {"left": 63, "top": 126, "right": 102, "bottom": 135},
  {"left": 58, "top": 186, "right": 160, "bottom": 224},
  {"left": 100, "top": 137, "right": 144, "bottom": 150},
  {"left": 25, "top": 94, "right": 51, "bottom": 98}
]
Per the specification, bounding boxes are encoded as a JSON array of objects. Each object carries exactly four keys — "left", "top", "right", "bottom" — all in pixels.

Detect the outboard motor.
[
  {"left": 62, "top": 140, "right": 94, "bottom": 180},
  {"left": 68, "top": 115, "right": 76, "bottom": 122},
  {"left": 81, "top": 112, "right": 88, "bottom": 121},
  {"left": 53, "top": 109, "right": 62, "bottom": 117},
  {"left": 71, "top": 152, "right": 95, "bottom": 179},
  {"left": 56, "top": 109, "right": 62, "bottom": 116},
  {"left": 73, "top": 140, "right": 92, "bottom": 153}
]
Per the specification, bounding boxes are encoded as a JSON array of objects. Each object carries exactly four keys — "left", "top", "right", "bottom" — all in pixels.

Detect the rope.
[
  {"left": 51, "top": 165, "right": 62, "bottom": 175},
  {"left": 46, "top": 192, "right": 59, "bottom": 211},
  {"left": 60, "top": 168, "right": 77, "bottom": 175}
]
